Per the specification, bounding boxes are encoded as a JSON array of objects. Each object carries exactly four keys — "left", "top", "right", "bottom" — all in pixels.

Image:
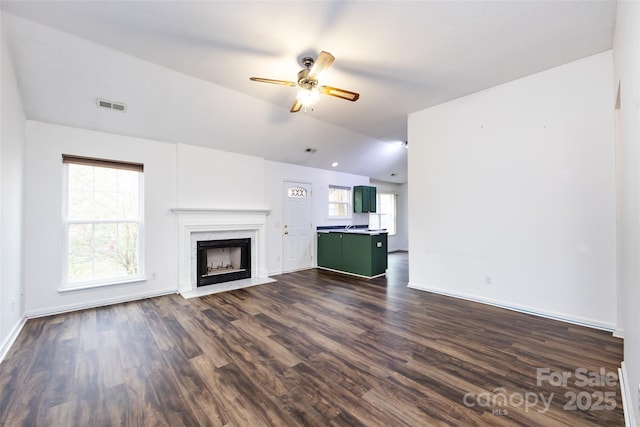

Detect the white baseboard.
[
  {"left": 619, "top": 361, "right": 637, "bottom": 427},
  {"left": 0, "top": 316, "right": 27, "bottom": 364},
  {"left": 24, "top": 288, "right": 177, "bottom": 319},
  {"left": 614, "top": 328, "right": 625, "bottom": 339},
  {"left": 408, "top": 282, "right": 616, "bottom": 332}
]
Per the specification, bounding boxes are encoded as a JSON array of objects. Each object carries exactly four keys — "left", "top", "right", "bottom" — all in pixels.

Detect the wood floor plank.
[
  {"left": 96, "top": 329, "right": 125, "bottom": 389},
  {"left": 41, "top": 336, "right": 78, "bottom": 408},
  {"left": 120, "top": 366, "right": 170, "bottom": 427},
  {"left": 77, "top": 308, "right": 98, "bottom": 352},
  {"left": 281, "top": 362, "right": 374, "bottom": 426},
  {"left": 214, "top": 361, "right": 297, "bottom": 426},
  {"left": 186, "top": 316, "right": 233, "bottom": 368},
  {"left": 0, "top": 253, "right": 624, "bottom": 426},
  {"left": 276, "top": 389, "right": 328, "bottom": 427},
  {"left": 43, "top": 399, "right": 75, "bottom": 427},
  {"left": 229, "top": 319, "right": 301, "bottom": 368},
  {"left": 2, "top": 369, "right": 48, "bottom": 426}
]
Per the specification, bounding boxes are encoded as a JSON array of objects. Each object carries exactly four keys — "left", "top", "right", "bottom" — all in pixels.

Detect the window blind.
[{"left": 62, "top": 154, "right": 143, "bottom": 172}]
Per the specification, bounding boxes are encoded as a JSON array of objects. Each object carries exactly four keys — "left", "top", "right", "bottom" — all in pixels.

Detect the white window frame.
[
  {"left": 369, "top": 192, "right": 397, "bottom": 236},
  {"left": 61, "top": 155, "right": 145, "bottom": 291},
  {"left": 328, "top": 185, "right": 352, "bottom": 219}
]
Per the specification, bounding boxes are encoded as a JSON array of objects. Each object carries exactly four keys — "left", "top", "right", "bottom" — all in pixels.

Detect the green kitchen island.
[{"left": 317, "top": 229, "right": 388, "bottom": 278}]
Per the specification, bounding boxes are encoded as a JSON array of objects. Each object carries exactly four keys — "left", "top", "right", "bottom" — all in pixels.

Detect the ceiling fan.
[{"left": 250, "top": 51, "right": 360, "bottom": 113}]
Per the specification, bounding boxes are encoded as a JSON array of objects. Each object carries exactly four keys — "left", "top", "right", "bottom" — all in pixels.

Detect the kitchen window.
[
  {"left": 328, "top": 185, "right": 351, "bottom": 218},
  {"left": 369, "top": 192, "right": 396, "bottom": 235},
  {"left": 62, "top": 155, "right": 144, "bottom": 290}
]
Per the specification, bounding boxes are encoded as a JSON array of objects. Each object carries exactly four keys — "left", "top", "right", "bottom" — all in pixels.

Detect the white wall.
[
  {"left": 370, "top": 180, "right": 409, "bottom": 252},
  {"left": 21, "top": 121, "right": 375, "bottom": 313},
  {"left": 176, "top": 144, "right": 266, "bottom": 209},
  {"left": 613, "top": 1, "right": 640, "bottom": 422},
  {"left": 0, "top": 21, "right": 26, "bottom": 357},
  {"left": 264, "top": 160, "right": 370, "bottom": 275},
  {"left": 408, "top": 51, "right": 617, "bottom": 330},
  {"left": 23, "top": 121, "right": 178, "bottom": 316}
]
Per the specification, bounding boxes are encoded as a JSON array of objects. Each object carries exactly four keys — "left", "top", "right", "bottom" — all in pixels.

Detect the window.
[
  {"left": 287, "top": 186, "right": 308, "bottom": 198},
  {"left": 369, "top": 192, "right": 396, "bottom": 235},
  {"left": 63, "top": 155, "right": 144, "bottom": 288},
  {"left": 328, "top": 185, "right": 351, "bottom": 218}
]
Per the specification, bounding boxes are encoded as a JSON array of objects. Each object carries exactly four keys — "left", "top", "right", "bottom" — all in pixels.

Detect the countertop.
[{"left": 317, "top": 229, "right": 388, "bottom": 236}]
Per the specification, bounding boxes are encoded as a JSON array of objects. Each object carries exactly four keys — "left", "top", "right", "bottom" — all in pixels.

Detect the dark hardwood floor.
[{"left": 0, "top": 253, "right": 624, "bottom": 426}]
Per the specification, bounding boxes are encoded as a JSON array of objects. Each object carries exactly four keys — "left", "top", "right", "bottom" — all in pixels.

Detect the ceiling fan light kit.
[
  {"left": 249, "top": 51, "right": 359, "bottom": 113},
  {"left": 296, "top": 88, "right": 320, "bottom": 107}
]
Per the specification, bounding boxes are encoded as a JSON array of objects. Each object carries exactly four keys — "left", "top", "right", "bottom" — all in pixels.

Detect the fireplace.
[
  {"left": 172, "top": 208, "right": 274, "bottom": 299},
  {"left": 197, "top": 238, "right": 251, "bottom": 286}
]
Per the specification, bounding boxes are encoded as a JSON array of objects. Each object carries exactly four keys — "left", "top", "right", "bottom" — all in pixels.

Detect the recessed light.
[{"left": 331, "top": 162, "right": 338, "bottom": 167}]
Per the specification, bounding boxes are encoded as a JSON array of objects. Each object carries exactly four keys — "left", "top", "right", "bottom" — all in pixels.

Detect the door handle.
[{"left": 284, "top": 231, "right": 289, "bottom": 235}]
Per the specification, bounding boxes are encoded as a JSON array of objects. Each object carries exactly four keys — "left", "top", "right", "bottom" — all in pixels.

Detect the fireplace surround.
[{"left": 172, "top": 208, "right": 273, "bottom": 298}]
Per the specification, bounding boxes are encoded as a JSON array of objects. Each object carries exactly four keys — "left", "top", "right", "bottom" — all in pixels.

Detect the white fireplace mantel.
[{"left": 172, "top": 208, "right": 274, "bottom": 298}]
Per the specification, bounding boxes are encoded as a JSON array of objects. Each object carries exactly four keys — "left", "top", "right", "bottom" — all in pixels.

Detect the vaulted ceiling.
[{"left": 0, "top": 1, "right": 616, "bottom": 183}]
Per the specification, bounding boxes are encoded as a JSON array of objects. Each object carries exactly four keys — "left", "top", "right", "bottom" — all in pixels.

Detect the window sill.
[{"left": 58, "top": 276, "right": 147, "bottom": 293}]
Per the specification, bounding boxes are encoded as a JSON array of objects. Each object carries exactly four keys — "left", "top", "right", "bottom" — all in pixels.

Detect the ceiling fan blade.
[
  {"left": 250, "top": 77, "right": 297, "bottom": 87},
  {"left": 290, "top": 99, "right": 302, "bottom": 113},
  {"left": 309, "top": 51, "right": 335, "bottom": 78},
  {"left": 320, "top": 86, "right": 360, "bottom": 102}
]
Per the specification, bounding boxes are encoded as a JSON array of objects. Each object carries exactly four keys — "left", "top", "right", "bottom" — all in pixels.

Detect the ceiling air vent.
[
  {"left": 305, "top": 148, "right": 317, "bottom": 153},
  {"left": 97, "top": 98, "right": 127, "bottom": 112}
]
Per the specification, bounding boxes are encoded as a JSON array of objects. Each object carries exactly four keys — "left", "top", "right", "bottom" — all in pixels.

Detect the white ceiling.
[{"left": 0, "top": 1, "right": 616, "bottom": 184}]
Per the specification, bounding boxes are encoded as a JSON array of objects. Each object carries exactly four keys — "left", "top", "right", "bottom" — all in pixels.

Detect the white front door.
[{"left": 283, "top": 181, "right": 313, "bottom": 272}]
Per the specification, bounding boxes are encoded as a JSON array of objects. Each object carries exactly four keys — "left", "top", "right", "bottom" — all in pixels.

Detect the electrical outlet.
[
  {"left": 486, "top": 276, "right": 492, "bottom": 285},
  {"left": 151, "top": 272, "right": 157, "bottom": 280},
  {"left": 11, "top": 297, "right": 15, "bottom": 311}
]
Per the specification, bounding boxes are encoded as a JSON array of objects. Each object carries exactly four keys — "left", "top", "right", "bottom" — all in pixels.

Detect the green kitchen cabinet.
[
  {"left": 353, "top": 186, "right": 377, "bottom": 213},
  {"left": 317, "top": 231, "right": 387, "bottom": 278},
  {"left": 341, "top": 233, "right": 371, "bottom": 276},
  {"left": 317, "top": 231, "right": 343, "bottom": 270},
  {"left": 369, "top": 233, "right": 388, "bottom": 276}
]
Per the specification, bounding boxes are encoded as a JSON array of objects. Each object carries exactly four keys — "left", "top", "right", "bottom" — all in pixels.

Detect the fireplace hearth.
[{"left": 197, "top": 238, "right": 251, "bottom": 286}]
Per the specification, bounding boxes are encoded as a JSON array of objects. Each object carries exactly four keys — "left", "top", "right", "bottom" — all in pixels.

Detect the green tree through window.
[{"left": 64, "top": 155, "right": 143, "bottom": 286}]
